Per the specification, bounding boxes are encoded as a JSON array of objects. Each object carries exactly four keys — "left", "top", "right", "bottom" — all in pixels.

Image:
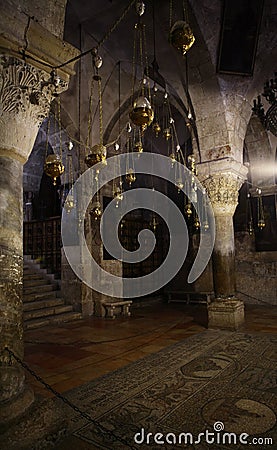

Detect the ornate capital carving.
[
  {"left": 197, "top": 158, "right": 248, "bottom": 216},
  {"left": 203, "top": 173, "right": 243, "bottom": 215},
  {"left": 0, "top": 56, "right": 68, "bottom": 162},
  {"left": 0, "top": 56, "right": 67, "bottom": 124}
]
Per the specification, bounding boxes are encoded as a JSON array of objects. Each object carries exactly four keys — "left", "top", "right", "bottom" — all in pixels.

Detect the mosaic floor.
[
  {"left": 59, "top": 330, "right": 277, "bottom": 450},
  {"left": 20, "top": 303, "right": 277, "bottom": 449}
]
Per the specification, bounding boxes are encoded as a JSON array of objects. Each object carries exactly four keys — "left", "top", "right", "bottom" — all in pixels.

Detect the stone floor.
[{"left": 24, "top": 302, "right": 277, "bottom": 400}]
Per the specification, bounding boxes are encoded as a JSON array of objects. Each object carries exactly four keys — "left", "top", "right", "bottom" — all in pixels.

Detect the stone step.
[
  {"left": 24, "top": 305, "right": 73, "bottom": 321},
  {"left": 23, "top": 298, "right": 64, "bottom": 312},
  {"left": 23, "top": 290, "right": 59, "bottom": 302},
  {"left": 23, "top": 256, "right": 80, "bottom": 329},
  {"left": 23, "top": 279, "right": 51, "bottom": 288},
  {"left": 23, "top": 284, "right": 55, "bottom": 295},
  {"left": 23, "top": 273, "right": 43, "bottom": 281},
  {"left": 24, "top": 312, "right": 82, "bottom": 330}
]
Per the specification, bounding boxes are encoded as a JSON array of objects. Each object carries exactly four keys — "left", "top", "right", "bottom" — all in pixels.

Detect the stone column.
[
  {"left": 0, "top": 56, "right": 70, "bottom": 425},
  {"left": 197, "top": 158, "right": 248, "bottom": 329}
]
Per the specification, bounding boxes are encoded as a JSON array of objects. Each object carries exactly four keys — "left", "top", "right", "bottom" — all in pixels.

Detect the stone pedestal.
[
  {"left": 197, "top": 158, "right": 248, "bottom": 330},
  {"left": 208, "top": 298, "right": 245, "bottom": 330}
]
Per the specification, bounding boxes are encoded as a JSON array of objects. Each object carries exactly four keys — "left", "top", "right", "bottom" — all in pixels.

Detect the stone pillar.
[
  {"left": 0, "top": 50, "right": 78, "bottom": 426},
  {"left": 197, "top": 158, "right": 248, "bottom": 330},
  {"left": 0, "top": 56, "right": 66, "bottom": 424}
]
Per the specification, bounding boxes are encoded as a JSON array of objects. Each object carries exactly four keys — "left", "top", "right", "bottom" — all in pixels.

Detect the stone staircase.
[{"left": 23, "top": 256, "right": 81, "bottom": 330}]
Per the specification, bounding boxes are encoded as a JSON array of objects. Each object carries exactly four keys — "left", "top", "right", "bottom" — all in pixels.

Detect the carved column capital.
[
  {"left": 203, "top": 173, "right": 243, "bottom": 215},
  {"left": 0, "top": 56, "right": 68, "bottom": 162},
  {"left": 197, "top": 158, "right": 248, "bottom": 215}
]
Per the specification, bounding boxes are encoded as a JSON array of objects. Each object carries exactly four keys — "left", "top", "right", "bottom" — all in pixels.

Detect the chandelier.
[{"left": 252, "top": 72, "right": 277, "bottom": 137}]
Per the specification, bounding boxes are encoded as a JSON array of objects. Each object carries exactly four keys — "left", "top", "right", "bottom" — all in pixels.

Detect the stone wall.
[{"left": 235, "top": 232, "right": 277, "bottom": 305}]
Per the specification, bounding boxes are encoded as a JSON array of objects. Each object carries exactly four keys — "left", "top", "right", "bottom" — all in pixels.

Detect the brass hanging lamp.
[
  {"left": 44, "top": 154, "right": 64, "bottom": 186},
  {"left": 246, "top": 192, "right": 254, "bottom": 235},
  {"left": 63, "top": 141, "right": 75, "bottom": 214},
  {"left": 126, "top": 168, "right": 136, "bottom": 186},
  {"left": 185, "top": 200, "right": 192, "bottom": 218},
  {"left": 129, "top": 2, "right": 154, "bottom": 134},
  {"left": 44, "top": 99, "right": 65, "bottom": 185},
  {"left": 169, "top": 0, "right": 195, "bottom": 56},
  {"left": 90, "top": 170, "right": 102, "bottom": 220},
  {"left": 85, "top": 48, "right": 107, "bottom": 168},
  {"left": 257, "top": 189, "right": 266, "bottom": 230}
]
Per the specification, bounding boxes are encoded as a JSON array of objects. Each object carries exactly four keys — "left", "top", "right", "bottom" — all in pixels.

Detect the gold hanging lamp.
[
  {"left": 85, "top": 49, "right": 107, "bottom": 168},
  {"left": 169, "top": 21, "right": 195, "bottom": 55},
  {"left": 194, "top": 214, "right": 200, "bottom": 230},
  {"left": 44, "top": 154, "right": 64, "bottom": 186},
  {"left": 129, "top": 3, "right": 154, "bottom": 134},
  {"left": 126, "top": 168, "right": 136, "bottom": 186},
  {"left": 63, "top": 141, "right": 75, "bottom": 214},
  {"left": 44, "top": 99, "right": 65, "bottom": 185},
  {"left": 257, "top": 189, "right": 266, "bottom": 230},
  {"left": 246, "top": 192, "right": 254, "bottom": 235},
  {"left": 169, "top": 0, "right": 195, "bottom": 56},
  {"left": 130, "top": 95, "right": 154, "bottom": 133},
  {"left": 185, "top": 200, "right": 192, "bottom": 218},
  {"left": 90, "top": 170, "right": 102, "bottom": 220}
]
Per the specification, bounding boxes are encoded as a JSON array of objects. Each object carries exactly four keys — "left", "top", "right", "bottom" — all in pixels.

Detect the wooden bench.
[
  {"left": 103, "top": 301, "right": 132, "bottom": 319},
  {"left": 164, "top": 290, "right": 213, "bottom": 305}
]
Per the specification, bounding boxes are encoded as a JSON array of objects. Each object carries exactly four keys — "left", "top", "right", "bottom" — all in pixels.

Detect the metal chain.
[
  {"left": 98, "top": 77, "right": 103, "bottom": 147},
  {"left": 4, "top": 347, "right": 136, "bottom": 450},
  {"left": 44, "top": 114, "right": 51, "bottom": 160},
  {"left": 86, "top": 75, "right": 95, "bottom": 150},
  {"left": 57, "top": 97, "right": 63, "bottom": 160},
  {"left": 98, "top": 0, "right": 137, "bottom": 48},
  {"left": 142, "top": 24, "right": 151, "bottom": 102},
  {"left": 169, "top": 0, "right": 173, "bottom": 30}
]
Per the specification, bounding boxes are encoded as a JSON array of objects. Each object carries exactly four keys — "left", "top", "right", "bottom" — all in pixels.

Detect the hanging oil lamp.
[
  {"left": 194, "top": 215, "right": 200, "bottom": 230},
  {"left": 176, "top": 178, "right": 184, "bottom": 192},
  {"left": 247, "top": 220, "right": 254, "bottom": 235},
  {"left": 170, "top": 152, "right": 177, "bottom": 166},
  {"left": 85, "top": 51, "right": 107, "bottom": 168},
  {"left": 129, "top": 3, "right": 154, "bottom": 135},
  {"left": 150, "top": 215, "right": 159, "bottom": 232},
  {"left": 126, "top": 168, "right": 136, "bottom": 186},
  {"left": 152, "top": 122, "right": 161, "bottom": 137},
  {"left": 169, "top": 21, "right": 195, "bottom": 55},
  {"left": 258, "top": 219, "right": 266, "bottom": 230},
  {"left": 185, "top": 201, "right": 192, "bottom": 218},
  {"left": 129, "top": 96, "right": 154, "bottom": 134},
  {"left": 135, "top": 141, "right": 144, "bottom": 154},
  {"left": 113, "top": 186, "right": 123, "bottom": 207},
  {"left": 188, "top": 154, "right": 196, "bottom": 174},
  {"left": 90, "top": 201, "right": 102, "bottom": 221},
  {"left": 64, "top": 194, "right": 74, "bottom": 213},
  {"left": 85, "top": 144, "right": 107, "bottom": 168},
  {"left": 257, "top": 190, "right": 266, "bottom": 230},
  {"left": 44, "top": 154, "right": 64, "bottom": 185},
  {"left": 163, "top": 127, "right": 172, "bottom": 140}
]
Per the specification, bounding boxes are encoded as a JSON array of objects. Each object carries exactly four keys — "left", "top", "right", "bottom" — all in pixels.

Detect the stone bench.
[
  {"left": 164, "top": 290, "right": 213, "bottom": 305},
  {"left": 103, "top": 301, "right": 132, "bottom": 319}
]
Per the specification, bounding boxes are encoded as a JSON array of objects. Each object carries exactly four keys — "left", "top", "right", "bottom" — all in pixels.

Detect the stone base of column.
[
  {"left": 0, "top": 385, "right": 34, "bottom": 429},
  {"left": 0, "top": 396, "right": 69, "bottom": 449},
  {"left": 208, "top": 298, "right": 244, "bottom": 330}
]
